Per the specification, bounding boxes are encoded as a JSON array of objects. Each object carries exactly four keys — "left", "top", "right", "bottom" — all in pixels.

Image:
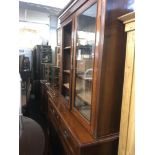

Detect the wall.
[
  {"left": 19, "top": 8, "right": 58, "bottom": 65},
  {"left": 19, "top": 8, "right": 50, "bottom": 49},
  {"left": 49, "top": 15, "right": 58, "bottom": 65},
  {"left": 19, "top": 8, "right": 49, "bottom": 24}
]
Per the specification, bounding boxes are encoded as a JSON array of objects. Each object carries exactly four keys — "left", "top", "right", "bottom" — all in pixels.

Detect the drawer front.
[
  {"left": 59, "top": 118, "right": 79, "bottom": 155},
  {"left": 48, "top": 107, "right": 57, "bottom": 129},
  {"left": 48, "top": 97, "right": 79, "bottom": 155},
  {"left": 48, "top": 99, "right": 60, "bottom": 130}
]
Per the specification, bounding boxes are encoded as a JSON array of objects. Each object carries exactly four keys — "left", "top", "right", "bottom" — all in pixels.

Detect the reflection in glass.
[{"left": 74, "top": 3, "right": 97, "bottom": 121}]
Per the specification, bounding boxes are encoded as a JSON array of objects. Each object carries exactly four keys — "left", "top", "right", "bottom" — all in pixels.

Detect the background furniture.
[
  {"left": 19, "top": 55, "right": 31, "bottom": 107},
  {"left": 31, "top": 45, "right": 52, "bottom": 81},
  {"left": 118, "top": 12, "right": 135, "bottom": 155},
  {"left": 31, "top": 45, "right": 52, "bottom": 99}
]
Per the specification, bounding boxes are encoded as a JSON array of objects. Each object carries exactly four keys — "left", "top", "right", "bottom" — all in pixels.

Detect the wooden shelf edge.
[
  {"left": 76, "top": 74, "right": 92, "bottom": 81},
  {"left": 64, "top": 46, "right": 71, "bottom": 49},
  {"left": 76, "top": 91, "right": 91, "bottom": 105},
  {"left": 63, "top": 70, "right": 70, "bottom": 74},
  {"left": 63, "top": 83, "right": 70, "bottom": 89}
]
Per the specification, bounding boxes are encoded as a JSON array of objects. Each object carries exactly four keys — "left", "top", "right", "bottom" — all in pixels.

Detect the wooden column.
[{"left": 118, "top": 12, "right": 135, "bottom": 155}]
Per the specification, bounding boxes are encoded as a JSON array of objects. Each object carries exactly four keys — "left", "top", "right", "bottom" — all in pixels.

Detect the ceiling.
[{"left": 19, "top": 0, "right": 72, "bottom": 15}]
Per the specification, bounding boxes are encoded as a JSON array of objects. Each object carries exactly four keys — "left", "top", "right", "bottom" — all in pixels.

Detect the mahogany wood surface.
[
  {"left": 92, "top": 0, "right": 135, "bottom": 138},
  {"left": 59, "top": 0, "right": 135, "bottom": 138},
  {"left": 47, "top": 89, "right": 119, "bottom": 155},
  {"left": 45, "top": 0, "right": 135, "bottom": 154}
]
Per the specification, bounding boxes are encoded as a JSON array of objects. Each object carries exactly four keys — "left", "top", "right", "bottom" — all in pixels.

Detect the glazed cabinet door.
[
  {"left": 61, "top": 19, "right": 74, "bottom": 108},
  {"left": 72, "top": 1, "right": 98, "bottom": 125}
]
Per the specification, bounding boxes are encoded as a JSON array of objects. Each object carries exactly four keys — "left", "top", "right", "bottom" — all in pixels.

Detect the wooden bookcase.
[{"left": 47, "top": 0, "right": 135, "bottom": 155}]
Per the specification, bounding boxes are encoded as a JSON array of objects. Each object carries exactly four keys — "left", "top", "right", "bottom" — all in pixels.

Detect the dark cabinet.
[
  {"left": 31, "top": 45, "right": 52, "bottom": 99},
  {"left": 31, "top": 45, "right": 52, "bottom": 80}
]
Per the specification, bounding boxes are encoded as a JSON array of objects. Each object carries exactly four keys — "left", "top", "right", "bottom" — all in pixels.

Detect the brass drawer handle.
[
  {"left": 50, "top": 108, "right": 54, "bottom": 114},
  {"left": 63, "top": 130, "right": 69, "bottom": 139},
  {"left": 56, "top": 115, "right": 59, "bottom": 120}
]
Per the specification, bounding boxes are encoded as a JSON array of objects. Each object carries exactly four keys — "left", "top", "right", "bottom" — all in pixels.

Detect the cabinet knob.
[
  {"left": 63, "top": 130, "right": 69, "bottom": 139},
  {"left": 56, "top": 115, "right": 59, "bottom": 119}
]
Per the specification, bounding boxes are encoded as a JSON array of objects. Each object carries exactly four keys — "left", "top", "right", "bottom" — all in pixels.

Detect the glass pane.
[
  {"left": 74, "top": 3, "right": 97, "bottom": 121},
  {"left": 62, "top": 22, "right": 72, "bottom": 102}
]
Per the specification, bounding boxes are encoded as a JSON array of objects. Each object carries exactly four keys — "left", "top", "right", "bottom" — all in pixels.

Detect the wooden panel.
[
  {"left": 125, "top": 22, "right": 135, "bottom": 32},
  {"left": 118, "top": 14, "right": 135, "bottom": 155},
  {"left": 126, "top": 67, "right": 135, "bottom": 155},
  {"left": 95, "top": 21, "right": 127, "bottom": 137},
  {"left": 90, "top": 0, "right": 135, "bottom": 138},
  {"left": 58, "top": 117, "right": 79, "bottom": 155},
  {"left": 81, "top": 140, "right": 118, "bottom": 155}
]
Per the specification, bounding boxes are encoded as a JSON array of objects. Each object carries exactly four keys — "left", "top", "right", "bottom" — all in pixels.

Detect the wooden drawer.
[
  {"left": 48, "top": 99, "right": 60, "bottom": 130},
  {"left": 48, "top": 97, "right": 79, "bottom": 155},
  {"left": 59, "top": 118, "right": 79, "bottom": 155}
]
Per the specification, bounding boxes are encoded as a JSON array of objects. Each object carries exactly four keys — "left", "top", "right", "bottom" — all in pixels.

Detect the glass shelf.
[
  {"left": 63, "top": 70, "right": 70, "bottom": 74},
  {"left": 64, "top": 46, "right": 71, "bottom": 49},
  {"left": 76, "top": 73, "right": 92, "bottom": 81},
  {"left": 63, "top": 83, "right": 69, "bottom": 89},
  {"left": 75, "top": 97, "right": 91, "bottom": 121},
  {"left": 76, "top": 90, "right": 91, "bottom": 105}
]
